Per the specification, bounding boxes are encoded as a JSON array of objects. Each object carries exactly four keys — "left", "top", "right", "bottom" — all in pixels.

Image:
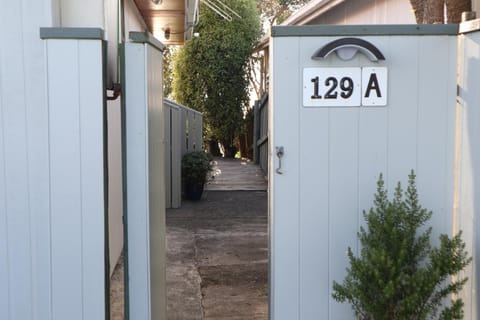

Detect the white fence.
[
  {"left": 270, "top": 25, "right": 458, "bottom": 319},
  {"left": 2, "top": 28, "right": 108, "bottom": 320},
  {"left": 124, "top": 32, "right": 167, "bottom": 320},
  {"left": 455, "top": 22, "right": 480, "bottom": 319},
  {"left": 164, "top": 99, "right": 203, "bottom": 208}
]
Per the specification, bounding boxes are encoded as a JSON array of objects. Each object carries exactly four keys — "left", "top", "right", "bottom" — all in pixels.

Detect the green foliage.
[
  {"left": 181, "top": 151, "right": 213, "bottom": 185},
  {"left": 163, "top": 45, "right": 177, "bottom": 98},
  {"left": 172, "top": 0, "right": 261, "bottom": 151},
  {"left": 332, "top": 171, "right": 471, "bottom": 320},
  {"left": 258, "top": 0, "right": 310, "bottom": 26}
]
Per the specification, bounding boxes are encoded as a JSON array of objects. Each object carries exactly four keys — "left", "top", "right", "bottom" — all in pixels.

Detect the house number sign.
[{"left": 303, "top": 67, "right": 387, "bottom": 107}]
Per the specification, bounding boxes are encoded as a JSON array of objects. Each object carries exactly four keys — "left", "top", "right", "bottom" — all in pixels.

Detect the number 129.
[{"left": 311, "top": 76, "right": 354, "bottom": 100}]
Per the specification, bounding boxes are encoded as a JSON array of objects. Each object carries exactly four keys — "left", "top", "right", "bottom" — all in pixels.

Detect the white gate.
[
  {"left": 124, "top": 32, "right": 167, "bottom": 320},
  {"left": 455, "top": 21, "right": 480, "bottom": 320},
  {"left": 270, "top": 25, "right": 458, "bottom": 319}
]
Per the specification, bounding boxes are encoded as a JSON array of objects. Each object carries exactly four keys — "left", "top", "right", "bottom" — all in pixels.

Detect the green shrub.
[
  {"left": 332, "top": 171, "right": 471, "bottom": 320},
  {"left": 181, "top": 151, "right": 213, "bottom": 185}
]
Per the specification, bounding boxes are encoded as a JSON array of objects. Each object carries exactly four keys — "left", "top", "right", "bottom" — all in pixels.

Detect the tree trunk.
[
  {"left": 410, "top": 0, "right": 425, "bottom": 23},
  {"left": 423, "top": 0, "right": 444, "bottom": 23},
  {"left": 446, "top": 0, "right": 472, "bottom": 23}
]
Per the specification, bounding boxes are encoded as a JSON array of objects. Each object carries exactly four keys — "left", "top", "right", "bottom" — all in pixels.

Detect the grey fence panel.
[
  {"left": 254, "top": 93, "right": 268, "bottom": 176},
  {"left": 180, "top": 108, "right": 188, "bottom": 156},
  {"left": 164, "top": 104, "right": 173, "bottom": 208},
  {"left": 187, "top": 111, "right": 195, "bottom": 152},
  {"left": 164, "top": 99, "right": 203, "bottom": 209},
  {"left": 170, "top": 107, "right": 182, "bottom": 208},
  {"left": 194, "top": 113, "right": 203, "bottom": 151}
]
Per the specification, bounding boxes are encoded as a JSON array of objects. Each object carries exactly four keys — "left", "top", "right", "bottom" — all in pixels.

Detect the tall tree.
[
  {"left": 163, "top": 45, "right": 177, "bottom": 98},
  {"left": 258, "top": 0, "right": 310, "bottom": 27},
  {"left": 172, "top": 0, "right": 261, "bottom": 156},
  {"left": 410, "top": 0, "right": 471, "bottom": 23}
]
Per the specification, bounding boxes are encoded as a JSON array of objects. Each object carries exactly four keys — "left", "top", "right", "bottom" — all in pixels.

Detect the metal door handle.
[{"left": 276, "top": 146, "right": 284, "bottom": 174}]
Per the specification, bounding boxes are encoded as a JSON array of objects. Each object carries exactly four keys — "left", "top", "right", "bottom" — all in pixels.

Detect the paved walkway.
[
  {"left": 167, "top": 191, "right": 267, "bottom": 319},
  {"left": 206, "top": 157, "right": 267, "bottom": 191},
  {"left": 110, "top": 157, "right": 268, "bottom": 319}
]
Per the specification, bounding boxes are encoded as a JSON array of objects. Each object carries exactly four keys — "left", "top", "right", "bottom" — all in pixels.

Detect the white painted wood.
[
  {"left": 22, "top": 3, "right": 55, "bottom": 319},
  {"left": 125, "top": 42, "right": 150, "bottom": 320},
  {"left": 125, "top": 40, "right": 167, "bottom": 320},
  {"left": 1, "top": 4, "right": 34, "bottom": 319},
  {"left": 146, "top": 43, "right": 167, "bottom": 320},
  {"left": 77, "top": 40, "right": 107, "bottom": 319},
  {"left": 328, "top": 108, "right": 360, "bottom": 319},
  {"left": 269, "top": 36, "right": 301, "bottom": 320},
  {"left": 456, "top": 30, "right": 480, "bottom": 320},
  {"left": 47, "top": 39, "right": 83, "bottom": 320},
  {"left": 271, "top": 32, "right": 457, "bottom": 319},
  {"left": 0, "top": 1, "right": 55, "bottom": 319},
  {"left": 45, "top": 38, "right": 106, "bottom": 320}
]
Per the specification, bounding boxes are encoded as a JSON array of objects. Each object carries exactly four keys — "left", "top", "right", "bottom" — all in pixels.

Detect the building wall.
[
  {"left": 309, "top": 0, "right": 415, "bottom": 25},
  {"left": 0, "top": 1, "right": 55, "bottom": 318}
]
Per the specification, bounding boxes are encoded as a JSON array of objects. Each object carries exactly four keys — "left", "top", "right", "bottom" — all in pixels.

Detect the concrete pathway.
[
  {"left": 167, "top": 191, "right": 267, "bottom": 319},
  {"left": 168, "top": 157, "right": 268, "bottom": 319},
  {"left": 110, "top": 157, "right": 268, "bottom": 319},
  {"left": 206, "top": 157, "right": 267, "bottom": 191}
]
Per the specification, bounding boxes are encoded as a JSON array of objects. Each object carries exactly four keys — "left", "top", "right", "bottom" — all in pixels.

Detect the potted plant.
[{"left": 181, "top": 151, "right": 213, "bottom": 200}]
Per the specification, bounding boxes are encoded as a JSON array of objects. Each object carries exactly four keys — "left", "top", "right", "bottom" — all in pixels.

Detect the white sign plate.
[
  {"left": 303, "top": 67, "right": 388, "bottom": 107},
  {"left": 361, "top": 67, "right": 388, "bottom": 106}
]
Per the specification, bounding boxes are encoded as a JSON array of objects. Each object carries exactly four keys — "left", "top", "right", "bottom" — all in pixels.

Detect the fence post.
[{"left": 253, "top": 100, "right": 260, "bottom": 163}]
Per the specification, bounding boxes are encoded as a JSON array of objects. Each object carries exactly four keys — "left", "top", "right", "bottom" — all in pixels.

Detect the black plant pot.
[{"left": 185, "top": 182, "right": 205, "bottom": 201}]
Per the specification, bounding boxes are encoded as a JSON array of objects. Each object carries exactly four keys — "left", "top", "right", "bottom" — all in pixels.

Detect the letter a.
[{"left": 364, "top": 73, "right": 381, "bottom": 98}]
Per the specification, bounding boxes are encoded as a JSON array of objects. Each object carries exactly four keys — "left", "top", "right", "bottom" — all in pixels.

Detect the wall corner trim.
[
  {"left": 459, "top": 18, "right": 480, "bottom": 34},
  {"left": 129, "top": 32, "right": 166, "bottom": 52},
  {"left": 40, "top": 27, "right": 104, "bottom": 40}
]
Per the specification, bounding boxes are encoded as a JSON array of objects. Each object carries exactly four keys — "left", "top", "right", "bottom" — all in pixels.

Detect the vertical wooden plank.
[
  {"left": 386, "top": 37, "right": 419, "bottom": 187},
  {"left": 328, "top": 108, "right": 359, "bottom": 319},
  {"left": 0, "top": 47, "right": 10, "bottom": 320},
  {"left": 416, "top": 36, "right": 457, "bottom": 238},
  {"left": 23, "top": 2, "right": 53, "bottom": 318},
  {"left": 164, "top": 104, "right": 172, "bottom": 208},
  {"left": 357, "top": 107, "right": 388, "bottom": 229},
  {"left": 46, "top": 39, "right": 83, "bottom": 320},
  {"left": 1, "top": 0, "right": 54, "bottom": 318},
  {"left": 0, "top": 1, "right": 34, "bottom": 318},
  {"left": 357, "top": 37, "right": 390, "bottom": 247},
  {"left": 146, "top": 44, "right": 167, "bottom": 320},
  {"left": 297, "top": 37, "right": 330, "bottom": 319},
  {"left": 456, "top": 31, "right": 480, "bottom": 320},
  {"left": 78, "top": 39, "right": 106, "bottom": 320},
  {"left": 125, "top": 42, "right": 150, "bottom": 320},
  {"left": 270, "top": 36, "right": 300, "bottom": 320},
  {"left": 298, "top": 108, "right": 330, "bottom": 319},
  {"left": 171, "top": 107, "right": 182, "bottom": 208}
]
